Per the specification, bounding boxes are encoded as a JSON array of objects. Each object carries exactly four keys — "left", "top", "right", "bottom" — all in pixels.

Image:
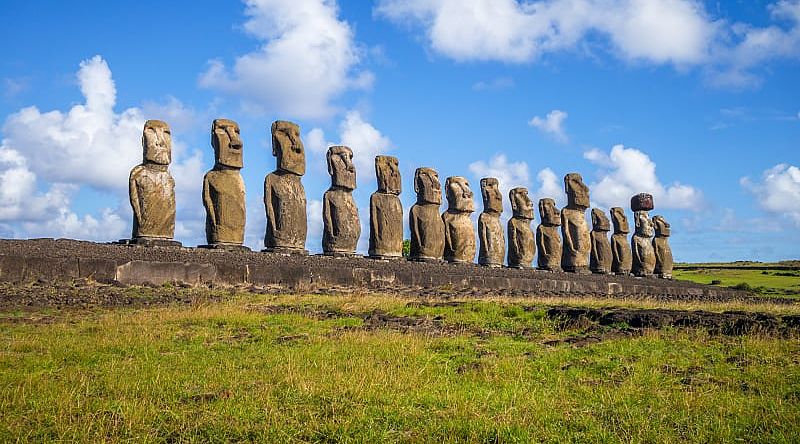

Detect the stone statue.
[
  {"left": 631, "top": 193, "right": 656, "bottom": 277},
  {"left": 409, "top": 167, "right": 444, "bottom": 262},
  {"left": 264, "top": 120, "right": 307, "bottom": 254},
  {"left": 536, "top": 198, "right": 562, "bottom": 271},
  {"left": 202, "top": 118, "right": 248, "bottom": 250},
  {"left": 322, "top": 146, "right": 360, "bottom": 256},
  {"left": 652, "top": 215, "right": 674, "bottom": 279},
  {"left": 507, "top": 187, "right": 536, "bottom": 268},
  {"left": 478, "top": 177, "right": 504, "bottom": 267},
  {"left": 369, "top": 155, "right": 403, "bottom": 259},
  {"left": 610, "top": 207, "right": 632, "bottom": 275},
  {"left": 442, "top": 176, "right": 476, "bottom": 264},
  {"left": 561, "top": 173, "right": 591, "bottom": 273},
  {"left": 127, "top": 120, "right": 180, "bottom": 247},
  {"left": 590, "top": 208, "right": 612, "bottom": 274}
]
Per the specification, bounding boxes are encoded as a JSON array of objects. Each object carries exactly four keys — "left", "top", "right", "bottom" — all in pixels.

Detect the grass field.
[
  {"left": 674, "top": 267, "right": 800, "bottom": 298},
  {"left": 2, "top": 291, "right": 799, "bottom": 443}
]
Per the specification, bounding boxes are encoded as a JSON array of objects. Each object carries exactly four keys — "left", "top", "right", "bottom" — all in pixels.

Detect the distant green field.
[{"left": 674, "top": 267, "right": 800, "bottom": 298}]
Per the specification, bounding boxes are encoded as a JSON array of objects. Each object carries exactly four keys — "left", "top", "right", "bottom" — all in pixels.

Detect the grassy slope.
[{"left": 674, "top": 268, "right": 800, "bottom": 298}]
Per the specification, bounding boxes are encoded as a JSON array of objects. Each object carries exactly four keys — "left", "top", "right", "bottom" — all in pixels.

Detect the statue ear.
[
  {"left": 326, "top": 149, "right": 334, "bottom": 176},
  {"left": 414, "top": 170, "right": 421, "bottom": 193}
]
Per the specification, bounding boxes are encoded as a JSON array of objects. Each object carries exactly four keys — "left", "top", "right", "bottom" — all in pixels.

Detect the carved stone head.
[
  {"left": 653, "top": 215, "right": 671, "bottom": 237},
  {"left": 634, "top": 211, "right": 654, "bottom": 237},
  {"left": 327, "top": 145, "right": 356, "bottom": 190},
  {"left": 610, "top": 207, "right": 629, "bottom": 234},
  {"left": 375, "top": 155, "right": 401, "bottom": 195},
  {"left": 510, "top": 187, "right": 534, "bottom": 220},
  {"left": 211, "top": 119, "right": 243, "bottom": 169},
  {"left": 564, "top": 173, "right": 590, "bottom": 210},
  {"left": 271, "top": 120, "right": 305, "bottom": 176},
  {"left": 414, "top": 167, "right": 441, "bottom": 205},
  {"left": 538, "top": 198, "right": 561, "bottom": 226},
  {"left": 445, "top": 176, "right": 475, "bottom": 213},
  {"left": 142, "top": 120, "right": 171, "bottom": 166},
  {"left": 480, "top": 177, "right": 502, "bottom": 214},
  {"left": 591, "top": 208, "right": 611, "bottom": 232}
]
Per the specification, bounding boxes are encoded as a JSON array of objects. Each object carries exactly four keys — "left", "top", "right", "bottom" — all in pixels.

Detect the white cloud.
[
  {"left": 199, "top": 0, "right": 372, "bottom": 119},
  {"left": 740, "top": 163, "right": 800, "bottom": 226},
  {"left": 529, "top": 109, "right": 568, "bottom": 143},
  {"left": 472, "top": 76, "right": 515, "bottom": 91}
]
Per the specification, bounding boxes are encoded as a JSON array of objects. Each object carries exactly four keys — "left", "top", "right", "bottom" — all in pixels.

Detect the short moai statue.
[
  {"left": 127, "top": 120, "right": 180, "bottom": 247},
  {"left": 442, "top": 176, "right": 476, "bottom": 264},
  {"left": 507, "top": 187, "right": 536, "bottom": 269},
  {"left": 202, "top": 119, "right": 248, "bottom": 250},
  {"left": 631, "top": 193, "right": 656, "bottom": 277},
  {"left": 652, "top": 215, "right": 674, "bottom": 279},
  {"left": 589, "top": 208, "right": 612, "bottom": 274},
  {"left": 264, "top": 120, "right": 308, "bottom": 254},
  {"left": 322, "top": 146, "right": 360, "bottom": 256},
  {"left": 536, "top": 198, "right": 562, "bottom": 271},
  {"left": 610, "top": 207, "right": 632, "bottom": 275},
  {"left": 368, "top": 155, "right": 403, "bottom": 259},
  {"left": 409, "top": 167, "right": 445, "bottom": 262},
  {"left": 561, "top": 173, "right": 591, "bottom": 274},
  {"left": 478, "top": 178, "right": 505, "bottom": 267}
]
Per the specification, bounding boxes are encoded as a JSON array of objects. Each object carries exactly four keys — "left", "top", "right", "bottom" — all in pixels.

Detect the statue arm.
[
  {"left": 263, "top": 176, "right": 277, "bottom": 233},
  {"left": 202, "top": 176, "right": 216, "bottom": 228},
  {"left": 323, "top": 194, "right": 333, "bottom": 239},
  {"left": 369, "top": 195, "right": 379, "bottom": 237},
  {"left": 442, "top": 214, "right": 452, "bottom": 249},
  {"left": 561, "top": 214, "right": 574, "bottom": 252},
  {"left": 128, "top": 169, "right": 141, "bottom": 225},
  {"left": 410, "top": 207, "right": 421, "bottom": 247}
]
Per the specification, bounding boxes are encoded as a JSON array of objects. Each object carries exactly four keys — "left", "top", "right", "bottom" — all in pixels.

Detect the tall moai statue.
[
  {"left": 127, "top": 120, "right": 180, "bottom": 247},
  {"left": 631, "top": 193, "right": 656, "bottom": 277},
  {"left": 610, "top": 207, "right": 632, "bottom": 275},
  {"left": 507, "top": 187, "right": 536, "bottom": 269},
  {"left": 409, "top": 167, "right": 444, "bottom": 262},
  {"left": 478, "top": 178, "right": 505, "bottom": 267},
  {"left": 442, "top": 176, "right": 476, "bottom": 264},
  {"left": 202, "top": 119, "right": 248, "bottom": 250},
  {"left": 264, "top": 120, "right": 307, "bottom": 254},
  {"left": 322, "top": 146, "right": 360, "bottom": 256},
  {"left": 369, "top": 155, "right": 403, "bottom": 259},
  {"left": 536, "top": 198, "right": 562, "bottom": 271},
  {"left": 590, "top": 208, "right": 612, "bottom": 274},
  {"left": 652, "top": 215, "right": 674, "bottom": 279},
  {"left": 561, "top": 173, "right": 591, "bottom": 273}
]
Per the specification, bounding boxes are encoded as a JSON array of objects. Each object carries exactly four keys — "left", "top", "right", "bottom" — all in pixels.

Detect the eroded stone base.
[
  {"left": 198, "top": 244, "right": 251, "bottom": 252},
  {"left": 262, "top": 246, "right": 309, "bottom": 256},
  {"left": 118, "top": 238, "right": 183, "bottom": 248}
]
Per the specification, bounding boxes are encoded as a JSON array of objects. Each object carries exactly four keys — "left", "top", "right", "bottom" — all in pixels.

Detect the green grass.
[
  {"left": 674, "top": 268, "right": 800, "bottom": 297},
  {"left": 2, "top": 293, "right": 799, "bottom": 442}
]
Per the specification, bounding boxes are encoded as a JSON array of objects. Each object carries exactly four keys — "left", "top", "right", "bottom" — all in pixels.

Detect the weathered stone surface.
[
  {"left": 129, "top": 120, "right": 177, "bottom": 243},
  {"left": 561, "top": 173, "right": 591, "bottom": 273},
  {"left": 537, "top": 198, "right": 562, "bottom": 271},
  {"left": 653, "top": 215, "right": 674, "bottom": 279},
  {"left": 442, "top": 176, "right": 476, "bottom": 264},
  {"left": 631, "top": 193, "right": 654, "bottom": 212},
  {"left": 590, "top": 208, "right": 612, "bottom": 274},
  {"left": 264, "top": 120, "right": 307, "bottom": 254},
  {"left": 369, "top": 156, "right": 403, "bottom": 259},
  {"left": 610, "top": 207, "right": 632, "bottom": 275},
  {"left": 632, "top": 210, "right": 656, "bottom": 277},
  {"left": 409, "top": 167, "right": 444, "bottom": 262},
  {"left": 478, "top": 178, "right": 505, "bottom": 267},
  {"left": 203, "top": 119, "right": 246, "bottom": 247},
  {"left": 323, "top": 146, "right": 360, "bottom": 256},
  {"left": 508, "top": 187, "right": 536, "bottom": 268}
]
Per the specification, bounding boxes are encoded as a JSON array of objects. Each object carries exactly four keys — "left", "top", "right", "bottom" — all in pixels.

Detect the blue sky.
[{"left": 0, "top": 0, "right": 798, "bottom": 262}]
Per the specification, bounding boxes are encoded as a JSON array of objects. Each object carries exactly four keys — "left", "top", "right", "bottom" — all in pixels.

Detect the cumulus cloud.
[
  {"left": 740, "top": 163, "right": 800, "bottom": 226},
  {"left": 529, "top": 109, "right": 568, "bottom": 143},
  {"left": 199, "top": 0, "right": 372, "bottom": 119}
]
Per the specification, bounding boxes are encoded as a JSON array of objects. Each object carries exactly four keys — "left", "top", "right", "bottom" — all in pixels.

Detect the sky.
[{"left": 0, "top": 0, "right": 798, "bottom": 262}]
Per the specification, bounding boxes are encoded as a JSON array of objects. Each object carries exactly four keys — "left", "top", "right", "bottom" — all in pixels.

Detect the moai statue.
[
  {"left": 322, "top": 146, "right": 360, "bottom": 256},
  {"left": 590, "top": 208, "right": 612, "bottom": 274},
  {"left": 507, "top": 187, "right": 536, "bottom": 269},
  {"left": 652, "top": 215, "right": 674, "bottom": 279},
  {"left": 369, "top": 155, "right": 403, "bottom": 259},
  {"left": 536, "top": 198, "right": 562, "bottom": 271},
  {"left": 631, "top": 193, "right": 656, "bottom": 277},
  {"left": 409, "top": 167, "right": 444, "bottom": 262},
  {"left": 442, "top": 176, "right": 476, "bottom": 264},
  {"left": 561, "top": 173, "right": 591, "bottom": 273},
  {"left": 478, "top": 178, "right": 505, "bottom": 267},
  {"left": 264, "top": 120, "right": 307, "bottom": 254},
  {"left": 610, "top": 207, "right": 632, "bottom": 275},
  {"left": 127, "top": 120, "right": 180, "bottom": 247},
  {"left": 201, "top": 119, "right": 248, "bottom": 250}
]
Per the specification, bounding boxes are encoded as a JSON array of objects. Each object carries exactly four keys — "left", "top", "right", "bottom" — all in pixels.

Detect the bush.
[
  {"left": 731, "top": 282, "right": 753, "bottom": 291},
  {"left": 710, "top": 280, "right": 722, "bottom": 285}
]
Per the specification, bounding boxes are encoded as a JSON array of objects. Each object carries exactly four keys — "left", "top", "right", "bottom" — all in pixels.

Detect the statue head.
[
  {"left": 445, "top": 176, "right": 475, "bottom": 213},
  {"left": 271, "top": 120, "right": 305, "bottom": 176},
  {"left": 142, "top": 120, "right": 171, "bottom": 166},
  {"left": 591, "top": 208, "right": 611, "bottom": 232},
  {"left": 631, "top": 193, "right": 654, "bottom": 212},
  {"left": 538, "top": 198, "right": 561, "bottom": 226},
  {"left": 211, "top": 118, "right": 243, "bottom": 169},
  {"left": 564, "top": 173, "right": 590, "bottom": 210},
  {"left": 510, "top": 187, "right": 534, "bottom": 220},
  {"left": 480, "top": 177, "right": 502, "bottom": 214},
  {"left": 653, "top": 215, "right": 671, "bottom": 237},
  {"left": 610, "top": 207, "right": 629, "bottom": 234},
  {"left": 375, "top": 155, "right": 401, "bottom": 195},
  {"left": 634, "top": 210, "right": 654, "bottom": 237},
  {"left": 327, "top": 145, "right": 356, "bottom": 190},
  {"left": 414, "top": 167, "right": 441, "bottom": 205}
]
